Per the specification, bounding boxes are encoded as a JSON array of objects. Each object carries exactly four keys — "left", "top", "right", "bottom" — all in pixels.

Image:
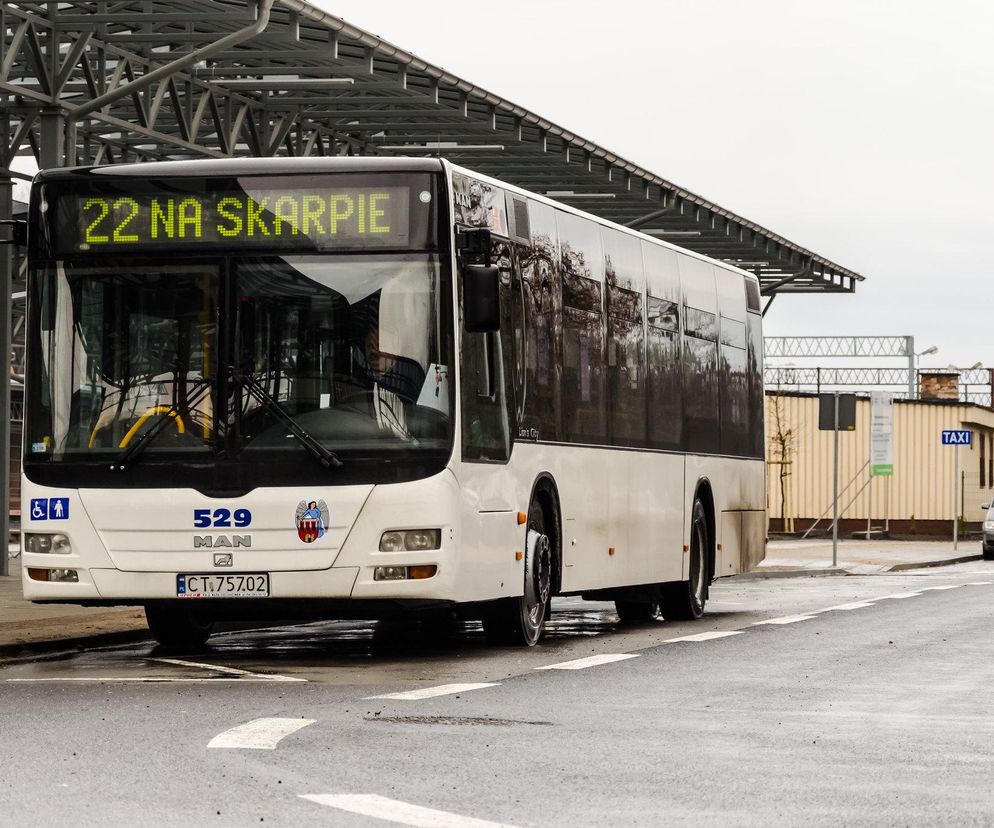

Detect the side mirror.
[
  {"left": 463, "top": 264, "right": 500, "bottom": 333},
  {"left": 982, "top": 504, "right": 991, "bottom": 511}
]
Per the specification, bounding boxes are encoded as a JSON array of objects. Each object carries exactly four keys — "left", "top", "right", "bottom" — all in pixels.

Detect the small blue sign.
[
  {"left": 28, "top": 497, "right": 69, "bottom": 521},
  {"left": 941, "top": 429, "right": 972, "bottom": 446}
]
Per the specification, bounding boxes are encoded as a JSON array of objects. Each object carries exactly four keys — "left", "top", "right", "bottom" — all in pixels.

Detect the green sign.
[{"left": 67, "top": 186, "right": 411, "bottom": 253}]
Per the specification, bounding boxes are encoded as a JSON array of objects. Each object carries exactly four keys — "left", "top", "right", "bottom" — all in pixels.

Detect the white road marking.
[
  {"left": 6, "top": 677, "right": 289, "bottom": 684},
  {"left": 751, "top": 615, "right": 818, "bottom": 625},
  {"left": 879, "top": 592, "right": 924, "bottom": 600},
  {"left": 818, "top": 602, "right": 877, "bottom": 612},
  {"left": 968, "top": 581, "right": 994, "bottom": 585},
  {"left": 207, "top": 717, "right": 315, "bottom": 750},
  {"left": 534, "top": 653, "right": 639, "bottom": 671},
  {"left": 6, "top": 658, "right": 307, "bottom": 684},
  {"left": 365, "top": 683, "right": 499, "bottom": 701},
  {"left": 300, "top": 794, "right": 516, "bottom": 827},
  {"left": 152, "top": 657, "right": 305, "bottom": 682},
  {"left": 918, "top": 585, "right": 962, "bottom": 591},
  {"left": 664, "top": 630, "right": 744, "bottom": 643}
]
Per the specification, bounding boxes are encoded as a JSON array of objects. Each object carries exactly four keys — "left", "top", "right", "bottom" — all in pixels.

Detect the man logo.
[
  {"left": 194, "top": 535, "right": 251, "bottom": 548},
  {"left": 213, "top": 552, "right": 233, "bottom": 568}
]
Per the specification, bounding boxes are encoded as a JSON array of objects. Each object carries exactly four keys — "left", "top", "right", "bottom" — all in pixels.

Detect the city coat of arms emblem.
[{"left": 294, "top": 499, "right": 330, "bottom": 543}]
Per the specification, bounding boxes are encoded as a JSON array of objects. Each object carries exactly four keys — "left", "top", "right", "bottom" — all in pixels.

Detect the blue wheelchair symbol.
[{"left": 29, "top": 497, "right": 69, "bottom": 521}]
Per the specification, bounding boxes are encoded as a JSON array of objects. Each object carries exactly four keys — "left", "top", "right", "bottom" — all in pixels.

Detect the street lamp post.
[{"left": 912, "top": 345, "right": 938, "bottom": 398}]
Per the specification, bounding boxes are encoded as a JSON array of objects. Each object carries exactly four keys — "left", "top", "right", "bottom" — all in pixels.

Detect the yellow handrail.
[{"left": 115, "top": 406, "right": 186, "bottom": 448}]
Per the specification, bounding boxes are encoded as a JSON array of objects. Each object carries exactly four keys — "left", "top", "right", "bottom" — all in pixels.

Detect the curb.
[
  {"left": 740, "top": 552, "right": 983, "bottom": 580},
  {"left": 886, "top": 553, "right": 982, "bottom": 572},
  {"left": 0, "top": 628, "right": 152, "bottom": 661}
]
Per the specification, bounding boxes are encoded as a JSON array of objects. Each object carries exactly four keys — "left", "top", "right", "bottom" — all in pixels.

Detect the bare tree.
[{"left": 768, "top": 389, "right": 796, "bottom": 531}]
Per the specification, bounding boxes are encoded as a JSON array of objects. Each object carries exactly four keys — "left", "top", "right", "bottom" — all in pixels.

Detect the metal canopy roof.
[{"left": 0, "top": 0, "right": 863, "bottom": 296}]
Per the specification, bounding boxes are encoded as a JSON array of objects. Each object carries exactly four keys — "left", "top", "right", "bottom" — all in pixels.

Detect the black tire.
[
  {"left": 144, "top": 603, "right": 214, "bottom": 648},
  {"left": 483, "top": 499, "right": 552, "bottom": 646},
  {"left": 419, "top": 607, "right": 459, "bottom": 639},
  {"left": 615, "top": 597, "right": 660, "bottom": 623},
  {"left": 660, "top": 497, "right": 709, "bottom": 621},
  {"left": 983, "top": 546, "right": 994, "bottom": 561}
]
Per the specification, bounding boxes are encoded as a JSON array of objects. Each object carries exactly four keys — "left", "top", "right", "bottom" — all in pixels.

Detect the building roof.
[{"left": 1, "top": 0, "right": 862, "bottom": 295}]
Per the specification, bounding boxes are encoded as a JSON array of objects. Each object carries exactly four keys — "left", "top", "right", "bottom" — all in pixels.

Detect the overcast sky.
[{"left": 317, "top": 0, "right": 994, "bottom": 370}]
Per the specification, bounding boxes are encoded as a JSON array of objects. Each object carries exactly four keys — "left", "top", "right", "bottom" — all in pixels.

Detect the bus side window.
[
  {"left": 642, "top": 243, "right": 682, "bottom": 451},
  {"left": 746, "top": 278, "right": 764, "bottom": 458},
  {"left": 557, "top": 210, "right": 605, "bottom": 445},
  {"left": 519, "top": 200, "right": 561, "bottom": 442},
  {"left": 679, "top": 255, "right": 719, "bottom": 455},
  {"left": 460, "top": 243, "right": 511, "bottom": 463},
  {"left": 602, "top": 227, "right": 646, "bottom": 447},
  {"left": 716, "top": 267, "right": 749, "bottom": 457}
]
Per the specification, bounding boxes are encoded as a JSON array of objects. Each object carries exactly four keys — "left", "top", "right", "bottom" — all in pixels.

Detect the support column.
[
  {"left": 0, "top": 173, "right": 12, "bottom": 576},
  {"left": 39, "top": 108, "right": 66, "bottom": 169}
]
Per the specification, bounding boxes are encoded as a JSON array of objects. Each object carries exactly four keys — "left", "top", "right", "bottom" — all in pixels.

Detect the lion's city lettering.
[{"left": 67, "top": 186, "right": 411, "bottom": 252}]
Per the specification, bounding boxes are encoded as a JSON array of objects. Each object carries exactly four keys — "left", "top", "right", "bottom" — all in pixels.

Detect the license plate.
[{"left": 177, "top": 573, "right": 270, "bottom": 598}]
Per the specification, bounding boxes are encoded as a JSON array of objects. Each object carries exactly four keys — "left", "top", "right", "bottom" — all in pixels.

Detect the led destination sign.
[{"left": 63, "top": 185, "right": 413, "bottom": 252}]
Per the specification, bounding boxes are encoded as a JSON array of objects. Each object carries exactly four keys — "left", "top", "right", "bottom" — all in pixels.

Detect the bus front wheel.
[
  {"left": 145, "top": 603, "right": 214, "bottom": 648},
  {"left": 483, "top": 501, "right": 552, "bottom": 646},
  {"left": 659, "top": 497, "right": 709, "bottom": 621}
]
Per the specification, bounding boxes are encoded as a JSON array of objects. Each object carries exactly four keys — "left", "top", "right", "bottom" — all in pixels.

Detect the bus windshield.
[{"left": 25, "top": 253, "right": 453, "bottom": 488}]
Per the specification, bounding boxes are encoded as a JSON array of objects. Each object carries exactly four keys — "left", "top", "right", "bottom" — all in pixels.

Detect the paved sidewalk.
[
  {"left": 0, "top": 537, "right": 984, "bottom": 654},
  {"left": 0, "top": 555, "right": 147, "bottom": 654},
  {"left": 755, "top": 538, "right": 982, "bottom": 576}
]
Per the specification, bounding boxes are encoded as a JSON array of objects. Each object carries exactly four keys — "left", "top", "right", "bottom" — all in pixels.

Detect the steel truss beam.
[{"left": 1, "top": 0, "right": 861, "bottom": 294}]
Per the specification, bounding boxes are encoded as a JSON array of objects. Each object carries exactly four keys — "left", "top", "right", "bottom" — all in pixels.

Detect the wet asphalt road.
[{"left": 3, "top": 563, "right": 994, "bottom": 826}]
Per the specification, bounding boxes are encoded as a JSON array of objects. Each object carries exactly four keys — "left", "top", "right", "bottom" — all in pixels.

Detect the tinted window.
[
  {"left": 518, "top": 200, "right": 561, "bottom": 441},
  {"left": 643, "top": 242, "right": 683, "bottom": 449},
  {"left": 558, "top": 211, "right": 605, "bottom": 443},
  {"left": 603, "top": 229, "right": 645, "bottom": 446},
  {"left": 679, "top": 257, "right": 718, "bottom": 453}
]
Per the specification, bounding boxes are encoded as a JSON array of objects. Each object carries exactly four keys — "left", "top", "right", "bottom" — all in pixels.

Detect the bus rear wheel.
[
  {"left": 144, "top": 603, "right": 214, "bottom": 648},
  {"left": 659, "top": 497, "right": 709, "bottom": 621},
  {"left": 615, "top": 597, "right": 660, "bottom": 623},
  {"left": 483, "top": 501, "right": 551, "bottom": 646}
]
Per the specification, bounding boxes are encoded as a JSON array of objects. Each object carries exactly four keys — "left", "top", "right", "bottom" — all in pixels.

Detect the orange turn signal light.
[
  {"left": 515, "top": 551, "right": 523, "bottom": 561},
  {"left": 608, "top": 547, "right": 616, "bottom": 556},
  {"left": 517, "top": 512, "right": 527, "bottom": 525},
  {"left": 27, "top": 568, "right": 49, "bottom": 581},
  {"left": 408, "top": 565, "right": 437, "bottom": 580}
]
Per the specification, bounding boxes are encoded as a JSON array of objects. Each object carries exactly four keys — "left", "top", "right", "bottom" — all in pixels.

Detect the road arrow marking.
[
  {"left": 208, "top": 717, "right": 315, "bottom": 750},
  {"left": 300, "top": 794, "right": 516, "bottom": 827},
  {"left": 365, "top": 683, "right": 499, "bottom": 701}
]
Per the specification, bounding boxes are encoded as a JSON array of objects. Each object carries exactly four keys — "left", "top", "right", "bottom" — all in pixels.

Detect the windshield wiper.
[
  {"left": 236, "top": 374, "right": 344, "bottom": 469},
  {"left": 111, "top": 378, "right": 214, "bottom": 470}
]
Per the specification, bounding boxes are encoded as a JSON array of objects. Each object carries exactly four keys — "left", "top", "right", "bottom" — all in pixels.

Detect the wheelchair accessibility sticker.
[{"left": 30, "top": 498, "right": 69, "bottom": 521}]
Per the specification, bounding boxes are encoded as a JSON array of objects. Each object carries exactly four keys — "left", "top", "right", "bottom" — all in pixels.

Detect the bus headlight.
[
  {"left": 25, "top": 533, "right": 72, "bottom": 555},
  {"left": 379, "top": 529, "right": 441, "bottom": 552},
  {"left": 984, "top": 521, "right": 994, "bottom": 531}
]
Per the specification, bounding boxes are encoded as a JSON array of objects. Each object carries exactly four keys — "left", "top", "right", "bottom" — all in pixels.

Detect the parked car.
[{"left": 982, "top": 503, "right": 994, "bottom": 560}]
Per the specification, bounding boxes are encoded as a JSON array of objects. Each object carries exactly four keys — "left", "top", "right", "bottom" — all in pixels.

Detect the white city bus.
[{"left": 22, "top": 157, "right": 765, "bottom": 647}]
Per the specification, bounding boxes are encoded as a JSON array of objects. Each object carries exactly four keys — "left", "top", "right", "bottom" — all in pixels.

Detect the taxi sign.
[{"left": 941, "top": 429, "right": 972, "bottom": 446}]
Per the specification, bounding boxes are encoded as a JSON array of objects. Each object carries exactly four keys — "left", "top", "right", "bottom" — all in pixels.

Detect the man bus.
[{"left": 21, "top": 157, "right": 766, "bottom": 647}]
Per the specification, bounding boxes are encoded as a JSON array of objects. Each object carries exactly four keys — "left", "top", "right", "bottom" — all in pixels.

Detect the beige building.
[{"left": 765, "top": 391, "right": 994, "bottom": 534}]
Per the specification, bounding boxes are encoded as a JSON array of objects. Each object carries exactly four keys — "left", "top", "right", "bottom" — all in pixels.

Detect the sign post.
[
  {"left": 819, "top": 392, "right": 856, "bottom": 567},
  {"left": 869, "top": 392, "right": 894, "bottom": 539},
  {"left": 833, "top": 394, "right": 839, "bottom": 566},
  {"left": 941, "top": 429, "right": 972, "bottom": 549}
]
